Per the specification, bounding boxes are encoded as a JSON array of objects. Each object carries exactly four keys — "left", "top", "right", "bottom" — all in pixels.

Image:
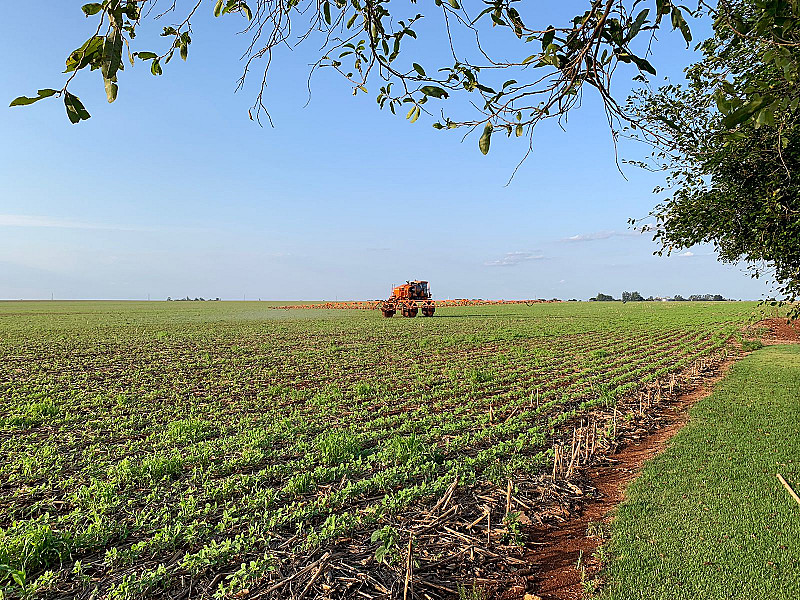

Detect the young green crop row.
[{"left": 0, "top": 301, "right": 759, "bottom": 598}]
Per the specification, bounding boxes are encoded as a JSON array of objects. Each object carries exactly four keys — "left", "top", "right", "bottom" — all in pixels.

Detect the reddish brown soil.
[
  {"left": 526, "top": 360, "right": 737, "bottom": 600},
  {"left": 758, "top": 317, "right": 800, "bottom": 343}
]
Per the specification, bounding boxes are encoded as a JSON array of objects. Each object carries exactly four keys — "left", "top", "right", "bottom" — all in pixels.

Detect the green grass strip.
[{"left": 599, "top": 344, "right": 800, "bottom": 600}]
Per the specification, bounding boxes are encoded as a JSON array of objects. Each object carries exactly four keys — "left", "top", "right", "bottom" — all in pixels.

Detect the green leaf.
[
  {"left": 420, "top": 85, "right": 448, "bottom": 99},
  {"left": 11, "top": 571, "right": 26, "bottom": 588},
  {"left": 151, "top": 59, "right": 162, "bottom": 76},
  {"left": 10, "top": 95, "right": 42, "bottom": 106},
  {"left": 448, "top": 0, "right": 460, "bottom": 8},
  {"left": 122, "top": 3, "right": 140, "bottom": 19},
  {"left": 721, "top": 81, "right": 736, "bottom": 95},
  {"left": 515, "top": 124, "right": 523, "bottom": 137},
  {"left": 323, "top": 1, "right": 331, "bottom": 25},
  {"left": 630, "top": 55, "right": 657, "bottom": 76},
  {"left": 541, "top": 26, "right": 555, "bottom": 51},
  {"left": 670, "top": 7, "right": 691, "bottom": 45},
  {"left": 65, "top": 36, "right": 104, "bottom": 72},
  {"left": 9, "top": 88, "right": 58, "bottom": 107},
  {"left": 756, "top": 107, "right": 774, "bottom": 126},
  {"left": 81, "top": 3, "right": 103, "bottom": 16},
  {"left": 412, "top": 63, "right": 426, "bottom": 77},
  {"left": 407, "top": 105, "right": 421, "bottom": 123},
  {"left": 180, "top": 43, "right": 188, "bottom": 61},
  {"left": 102, "top": 30, "right": 123, "bottom": 82},
  {"left": 478, "top": 122, "right": 493, "bottom": 155},
  {"left": 104, "top": 78, "right": 118, "bottom": 103},
  {"left": 213, "top": 0, "right": 224, "bottom": 17},
  {"left": 135, "top": 51, "right": 158, "bottom": 61},
  {"left": 627, "top": 9, "right": 649, "bottom": 41},
  {"left": 64, "top": 92, "right": 91, "bottom": 124},
  {"left": 242, "top": 2, "right": 253, "bottom": 20},
  {"left": 722, "top": 96, "right": 770, "bottom": 128},
  {"left": 221, "top": 0, "right": 237, "bottom": 16},
  {"left": 540, "top": 53, "right": 562, "bottom": 68}
]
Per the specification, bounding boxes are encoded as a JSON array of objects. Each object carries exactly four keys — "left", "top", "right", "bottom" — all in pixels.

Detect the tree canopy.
[
  {"left": 11, "top": 0, "right": 698, "bottom": 153},
  {"left": 629, "top": 0, "right": 800, "bottom": 314}
]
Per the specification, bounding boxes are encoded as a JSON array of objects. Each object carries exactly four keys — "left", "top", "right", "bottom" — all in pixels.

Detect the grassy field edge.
[{"left": 597, "top": 344, "right": 800, "bottom": 600}]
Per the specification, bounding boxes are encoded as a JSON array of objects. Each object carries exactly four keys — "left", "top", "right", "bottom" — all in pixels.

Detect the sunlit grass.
[{"left": 599, "top": 345, "right": 800, "bottom": 600}]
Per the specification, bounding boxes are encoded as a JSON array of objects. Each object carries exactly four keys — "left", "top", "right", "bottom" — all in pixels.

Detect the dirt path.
[
  {"left": 526, "top": 358, "right": 736, "bottom": 600},
  {"left": 524, "top": 319, "right": 798, "bottom": 600}
]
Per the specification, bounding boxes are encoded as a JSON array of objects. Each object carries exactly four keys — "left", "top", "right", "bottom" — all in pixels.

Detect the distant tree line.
[
  {"left": 166, "top": 297, "right": 221, "bottom": 302},
  {"left": 621, "top": 291, "right": 645, "bottom": 302},
  {"left": 590, "top": 292, "right": 728, "bottom": 302},
  {"left": 593, "top": 293, "right": 616, "bottom": 302}
]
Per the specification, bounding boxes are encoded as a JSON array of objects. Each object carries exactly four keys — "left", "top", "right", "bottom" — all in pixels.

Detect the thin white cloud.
[
  {"left": 484, "top": 251, "right": 546, "bottom": 267},
  {"left": 562, "top": 224, "right": 655, "bottom": 242},
  {"left": 679, "top": 251, "right": 694, "bottom": 257},
  {"left": 0, "top": 214, "right": 148, "bottom": 231},
  {"left": 563, "top": 230, "right": 639, "bottom": 242}
]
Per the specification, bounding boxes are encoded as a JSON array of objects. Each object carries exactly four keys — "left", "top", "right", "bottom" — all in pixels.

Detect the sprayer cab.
[{"left": 381, "top": 280, "right": 435, "bottom": 318}]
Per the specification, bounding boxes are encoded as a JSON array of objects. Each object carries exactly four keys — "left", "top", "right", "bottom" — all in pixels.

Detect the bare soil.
[{"left": 757, "top": 317, "right": 800, "bottom": 343}]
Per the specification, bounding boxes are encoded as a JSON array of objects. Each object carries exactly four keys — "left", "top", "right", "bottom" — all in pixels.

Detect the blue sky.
[{"left": 0, "top": 3, "right": 773, "bottom": 301}]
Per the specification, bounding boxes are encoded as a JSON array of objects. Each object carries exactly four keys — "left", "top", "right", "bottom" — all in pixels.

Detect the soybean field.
[{"left": 0, "top": 301, "right": 760, "bottom": 599}]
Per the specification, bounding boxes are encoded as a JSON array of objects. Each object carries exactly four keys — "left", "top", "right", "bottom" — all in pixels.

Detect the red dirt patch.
[
  {"left": 757, "top": 317, "right": 800, "bottom": 343},
  {"left": 526, "top": 358, "right": 738, "bottom": 600}
]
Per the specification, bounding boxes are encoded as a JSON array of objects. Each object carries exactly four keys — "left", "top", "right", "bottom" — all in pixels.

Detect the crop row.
[{"left": 0, "top": 301, "right": 757, "bottom": 598}]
